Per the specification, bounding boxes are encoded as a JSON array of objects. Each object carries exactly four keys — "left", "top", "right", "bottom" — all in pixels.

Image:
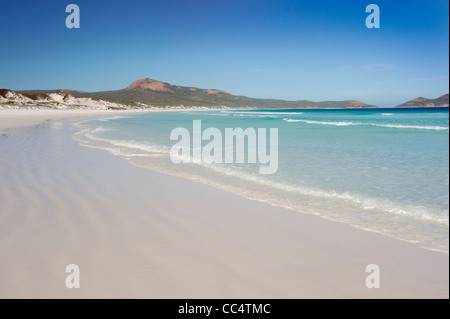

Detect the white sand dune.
[{"left": 0, "top": 110, "right": 448, "bottom": 298}]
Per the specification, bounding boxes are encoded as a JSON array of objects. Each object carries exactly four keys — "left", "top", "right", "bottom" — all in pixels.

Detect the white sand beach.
[
  {"left": 0, "top": 110, "right": 448, "bottom": 298},
  {"left": 0, "top": 109, "right": 151, "bottom": 132}
]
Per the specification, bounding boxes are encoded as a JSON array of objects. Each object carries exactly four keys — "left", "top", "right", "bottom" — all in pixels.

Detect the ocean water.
[{"left": 75, "top": 108, "right": 449, "bottom": 252}]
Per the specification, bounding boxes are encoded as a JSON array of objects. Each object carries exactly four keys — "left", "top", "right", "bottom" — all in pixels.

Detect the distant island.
[
  {"left": 1, "top": 78, "right": 448, "bottom": 110},
  {"left": 394, "top": 94, "right": 449, "bottom": 108}
]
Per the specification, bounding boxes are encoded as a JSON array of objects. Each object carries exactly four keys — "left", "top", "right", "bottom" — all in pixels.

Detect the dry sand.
[
  {"left": 0, "top": 110, "right": 448, "bottom": 298},
  {"left": 0, "top": 109, "right": 149, "bottom": 133}
]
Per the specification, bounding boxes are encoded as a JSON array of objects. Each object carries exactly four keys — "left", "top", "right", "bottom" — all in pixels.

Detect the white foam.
[
  {"left": 283, "top": 118, "right": 449, "bottom": 130},
  {"left": 81, "top": 128, "right": 169, "bottom": 155},
  {"left": 372, "top": 123, "right": 449, "bottom": 130},
  {"left": 231, "top": 114, "right": 281, "bottom": 119},
  {"left": 284, "top": 119, "right": 356, "bottom": 126},
  {"left": 90, "top": 127, "right": 111, "bottom": 133},
  {"left": 222, "top": 111, "right": 304, "bottom": 115},
  {"left": 97, "top": 115, "right": 131, "bottom": 122}
]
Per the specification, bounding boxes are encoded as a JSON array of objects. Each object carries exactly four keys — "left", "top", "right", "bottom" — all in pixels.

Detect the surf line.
[{"left": 169, "top": 120, "right": 278, "bottom": 174}]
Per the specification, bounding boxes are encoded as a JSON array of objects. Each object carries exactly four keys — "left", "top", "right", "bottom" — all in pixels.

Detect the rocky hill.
[
  {"left": 395, "top": 94, "right": 449, "bottom": 108},
  {"left": 17, "top": 78, "right": 378, "bottom": 109}
]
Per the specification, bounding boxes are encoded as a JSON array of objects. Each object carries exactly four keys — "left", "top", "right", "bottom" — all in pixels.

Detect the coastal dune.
[{"left": 0, "top": 111, "right": 448, "bottom": 298}]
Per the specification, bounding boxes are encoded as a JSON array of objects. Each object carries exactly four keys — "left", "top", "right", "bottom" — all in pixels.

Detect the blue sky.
[{"left": 0, "top": 0, "right": 448, "bottom": 107}]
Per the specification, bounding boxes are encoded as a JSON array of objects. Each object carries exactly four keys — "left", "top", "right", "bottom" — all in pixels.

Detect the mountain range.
[
  {"left": 1, "top": 78, "right": 448, "bottom": 109},
  {"left": 17, "top": 78, "right": 377, "bottom": 109}
]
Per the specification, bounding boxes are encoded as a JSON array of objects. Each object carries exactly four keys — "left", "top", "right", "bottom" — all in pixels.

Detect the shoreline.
[
  {"left": 0, "top": 108, "right": 247, "bottom": 133},
  {"left": 0, "top": 109, "right": 448, "bottom": 298},
  {"left": 75, "top": 110, "right": 449, "bottom": 254},
  {"left": 78, "top": 122, "right": 449, "bottom": 255},
  {"left": 0, "top": 109, "right": 162, "bottom": 133}
]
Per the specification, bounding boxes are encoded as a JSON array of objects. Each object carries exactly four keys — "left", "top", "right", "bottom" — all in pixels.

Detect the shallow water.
[{"left": 76, "top": 108, "right": 450, "bottom": 252}]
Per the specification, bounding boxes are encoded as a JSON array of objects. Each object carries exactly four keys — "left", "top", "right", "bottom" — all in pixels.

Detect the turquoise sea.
[{"left": 76, "top": 108, "right": 449, "bottom": 252}]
